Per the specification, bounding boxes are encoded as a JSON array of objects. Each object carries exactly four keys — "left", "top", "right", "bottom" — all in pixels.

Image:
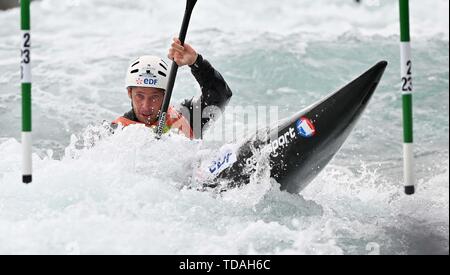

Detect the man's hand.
[{"left": 168, "top": 37, "right": 198, "bottom": 67}]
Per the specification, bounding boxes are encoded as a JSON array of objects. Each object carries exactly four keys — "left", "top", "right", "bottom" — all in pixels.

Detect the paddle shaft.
[{"left": 156, "top": 0, "right": 197, "bottom": 139}]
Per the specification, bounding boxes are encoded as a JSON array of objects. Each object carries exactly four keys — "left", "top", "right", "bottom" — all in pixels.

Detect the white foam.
[{"left": 0, "top": 0, "right": 448, "bottom": 255}]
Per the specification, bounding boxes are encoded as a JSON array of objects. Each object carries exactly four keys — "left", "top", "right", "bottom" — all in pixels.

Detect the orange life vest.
[{"left": 112, "top": 107, "right": 193, "bottom": 139}]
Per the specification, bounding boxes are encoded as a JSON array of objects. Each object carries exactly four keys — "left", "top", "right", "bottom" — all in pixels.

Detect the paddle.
[{"left": 155, "top": 0, "right": 198, "bottom": 139}]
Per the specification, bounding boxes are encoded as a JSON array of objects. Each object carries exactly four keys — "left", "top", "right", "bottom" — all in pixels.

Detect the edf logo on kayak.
[
  {"left": 209, "top": 152, "right": 233, "bottom": 174},
  {"left": 296, "top": 117, "right": 316, "bottom": 138},
  {"left": 208, "top": 151, "right": 237, "bottom": 175}
]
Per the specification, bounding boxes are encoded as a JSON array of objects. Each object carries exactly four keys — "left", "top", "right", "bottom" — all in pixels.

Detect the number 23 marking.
[{"left": 402, "top": 60, "right": 412, "bottom": 92}]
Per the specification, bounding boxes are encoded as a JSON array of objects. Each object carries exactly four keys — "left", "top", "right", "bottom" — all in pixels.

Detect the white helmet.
[{"left": 125, "top": 55, "right": 169, "bottom": 90}]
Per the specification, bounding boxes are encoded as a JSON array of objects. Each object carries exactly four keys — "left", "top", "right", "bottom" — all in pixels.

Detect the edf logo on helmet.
[{"left": 135, "top": 78, "right": 159, "bottom": 86}]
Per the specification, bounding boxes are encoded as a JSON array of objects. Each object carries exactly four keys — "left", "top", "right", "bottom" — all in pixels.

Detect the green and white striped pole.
[
  {"left": 21, "top": 0, "right": 32, "bottom": 184},
  {"left": 399, "top": 0, "right": 415, "bottom": 195}
]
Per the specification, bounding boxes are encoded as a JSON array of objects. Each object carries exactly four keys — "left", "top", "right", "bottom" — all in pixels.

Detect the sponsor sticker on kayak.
[
  {"left": 296, "top": 117, "right": 316, "bottom": 138},
  {"left": 206, "top": 144, "right": 238, "bottom": 177},
  {"left": 271, "top": 127, "right": 296, "bottom": 157}
]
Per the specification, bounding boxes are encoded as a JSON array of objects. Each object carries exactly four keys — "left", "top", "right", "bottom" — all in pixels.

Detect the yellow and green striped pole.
[
  {"left": 399, "top": 0, "right": 415, "bottom": 195},
  {"left": 21, "top": 0, "right": 32, "bottom": 184}
]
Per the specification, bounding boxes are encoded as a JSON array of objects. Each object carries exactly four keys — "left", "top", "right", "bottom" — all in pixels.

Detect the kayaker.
[{"left": 112, "top": 38, "right": 233, "bottom": 139}]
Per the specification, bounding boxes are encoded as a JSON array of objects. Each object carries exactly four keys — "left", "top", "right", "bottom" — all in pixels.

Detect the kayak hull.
[{"left": 202, "top": 61, "right": 388, "bottom": 194}]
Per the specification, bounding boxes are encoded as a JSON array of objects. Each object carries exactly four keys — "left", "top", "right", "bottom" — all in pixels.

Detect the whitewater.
[{"left": 0, "top": 0, "right": 448, "bottom": 254}]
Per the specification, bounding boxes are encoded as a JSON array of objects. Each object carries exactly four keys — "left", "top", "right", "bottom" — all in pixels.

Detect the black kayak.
[{"left": 195, "top": 61, "right": 388, "bottom": 194}]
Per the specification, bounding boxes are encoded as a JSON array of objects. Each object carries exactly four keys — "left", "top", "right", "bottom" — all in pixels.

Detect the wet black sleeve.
[{"left": 178, "top": 54, "right": 233, "bottom": 139}]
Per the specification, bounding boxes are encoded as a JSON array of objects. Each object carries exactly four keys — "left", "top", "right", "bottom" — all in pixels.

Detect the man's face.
[{"left": 128, "top": 87, "right": 165, "bottom": 124}]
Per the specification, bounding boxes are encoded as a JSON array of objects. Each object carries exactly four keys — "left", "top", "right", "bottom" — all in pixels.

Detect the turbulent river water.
[{"left": 0, "top": 0, "right": 448, "bottom": 254}]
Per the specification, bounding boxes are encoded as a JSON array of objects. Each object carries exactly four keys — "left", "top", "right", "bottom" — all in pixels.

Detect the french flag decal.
[{"left": 296, "top": 117, "right": 316, "bottom": 138}]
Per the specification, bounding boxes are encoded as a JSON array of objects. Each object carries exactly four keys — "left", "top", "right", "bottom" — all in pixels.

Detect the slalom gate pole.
[
  {"left": 21, "top": 0, "right": 32, "bottom": 184},
  {"left": 399, "top": 0, "right": 415, "bottom": 195}
]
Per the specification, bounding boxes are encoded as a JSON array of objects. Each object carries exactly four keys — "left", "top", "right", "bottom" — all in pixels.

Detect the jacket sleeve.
[{"left": 178, "top": 54, "right": 233, "bottom": 139}]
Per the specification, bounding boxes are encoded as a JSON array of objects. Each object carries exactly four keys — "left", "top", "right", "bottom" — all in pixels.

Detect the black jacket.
[{"left": 120, "top": 54, "right": 233, "bottom": 139}]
